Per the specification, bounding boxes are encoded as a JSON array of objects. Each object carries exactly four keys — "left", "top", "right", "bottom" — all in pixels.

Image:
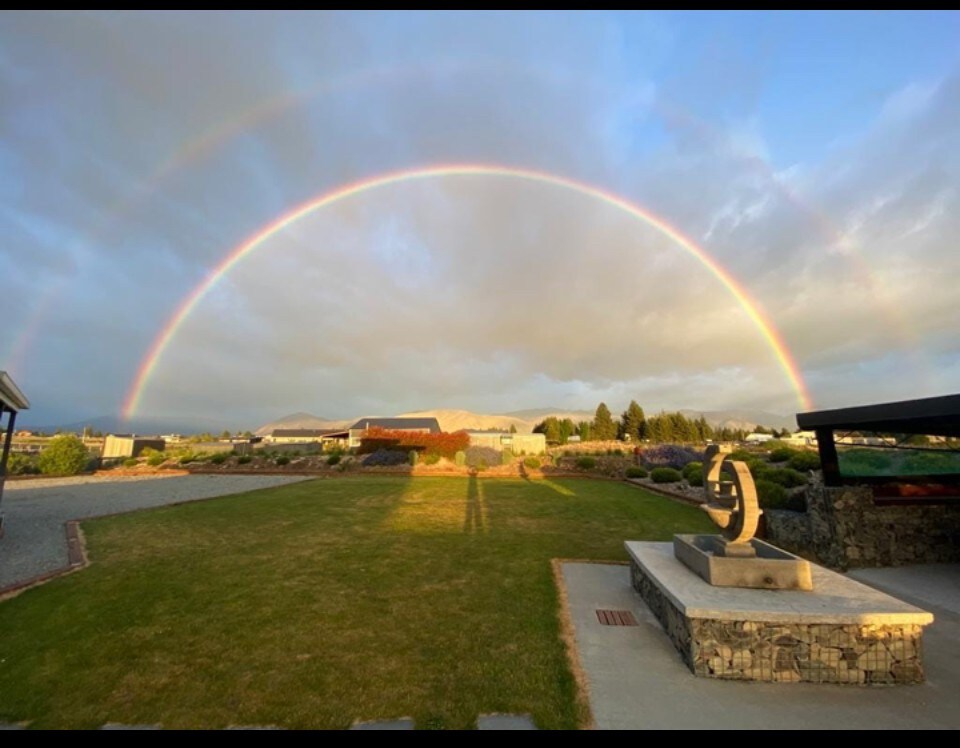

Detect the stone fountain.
[
  {"left": 625, "top": 445, "right": 934, "bottom": 684},
  {"left": 673, "top": 445, "right": 812, "bottom": 590}
]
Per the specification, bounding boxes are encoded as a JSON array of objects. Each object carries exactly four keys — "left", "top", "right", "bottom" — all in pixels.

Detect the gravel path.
[{"left": 0, "top": 474, "right": 311, "bottom": 590}]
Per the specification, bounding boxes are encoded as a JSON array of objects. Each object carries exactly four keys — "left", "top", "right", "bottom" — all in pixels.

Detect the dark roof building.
[{"left": 348, "top": 417, "right": 441, "bottom": 433}]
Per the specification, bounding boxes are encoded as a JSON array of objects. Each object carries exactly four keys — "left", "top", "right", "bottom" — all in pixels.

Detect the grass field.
[{"left": 0, "top": 476, "right": 712, "bottom": 729}]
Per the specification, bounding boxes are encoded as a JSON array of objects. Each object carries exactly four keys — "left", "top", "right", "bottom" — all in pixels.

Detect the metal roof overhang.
[
  {"left": 0, "top": 371, "right": 29, "bottom": 412},
  {"left": 796, "top": 393, "right": 960, "bottom": 438}
]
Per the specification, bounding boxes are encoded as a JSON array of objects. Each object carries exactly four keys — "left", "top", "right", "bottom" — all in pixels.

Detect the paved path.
[
  {"left": 0, "top": 474, "right": 311, "bottom": 590},
  {"left": 561, "top": 562, "right": 960, "bottom": 729}
]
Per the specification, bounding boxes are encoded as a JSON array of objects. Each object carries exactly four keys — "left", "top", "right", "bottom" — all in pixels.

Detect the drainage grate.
[{"left": 596, "top": 609, "right": 638, "bottom": 626}]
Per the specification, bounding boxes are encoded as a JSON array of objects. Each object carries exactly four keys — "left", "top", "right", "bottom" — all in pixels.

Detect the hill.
[
  {"left": 254, "top": 412, "right": 350, "bottom": 436},
  {"left": 397, "top": 409, "right": 533, "bottom": 433}
]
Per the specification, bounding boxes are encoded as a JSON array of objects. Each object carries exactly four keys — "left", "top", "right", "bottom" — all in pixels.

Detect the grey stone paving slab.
[
  {"left": 849, "top": 563, "right": 960, "bottom": 616},
  {"left": 99, "top": 723, "right": 162, "bottom": 730},
  {"left": 350, "top": 718, "right": 415, "bottom": 730},
  {"left": 627, "top": 541, "right": 933, "bottom": 624},
  {"left": 561, "top": 561, "right": 960, "bottom": 730},
  {"left": 224, "top": 725, "right": 285, "bottom": 730},
  {"left": 477, "top": 714, "right": 537, "bottom": 730},
  {"left": 0, "top": 474, "right": 311, "bottom": 589}
]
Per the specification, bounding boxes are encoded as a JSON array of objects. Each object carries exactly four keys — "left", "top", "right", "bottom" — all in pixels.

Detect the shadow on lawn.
[{"left": 463, "top": 474, "right": 485, "bottom": 534}]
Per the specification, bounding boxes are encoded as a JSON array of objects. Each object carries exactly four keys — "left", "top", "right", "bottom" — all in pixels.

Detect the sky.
[{"left": 1, "top": 11, "right": 958, "bottom": 429}]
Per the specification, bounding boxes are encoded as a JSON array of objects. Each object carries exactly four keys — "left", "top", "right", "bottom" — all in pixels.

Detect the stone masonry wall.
[
  {"left": 631, "top": 560, "right": 925, "bottom": 685},
  {"left": 764, "top": 475, "right": 960, "bottom": 570}
]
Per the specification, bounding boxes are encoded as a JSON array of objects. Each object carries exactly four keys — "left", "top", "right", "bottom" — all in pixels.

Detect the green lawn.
[{"left": 0, "top": 476, "right": 712, "bottom": 729}]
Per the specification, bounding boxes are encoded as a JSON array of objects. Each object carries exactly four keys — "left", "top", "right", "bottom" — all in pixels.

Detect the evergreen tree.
[
  {"left": 693, "top": 415, "right": 711, "bottom": 442},
  {"left": 577, "top": 421, "right": 592, "bottom": 442},
  {"left": 646, "top": 415, "right": 663, "bottom": 443},
  {"left": 621, "top": 400, "right": 646, "bottom": 442},
  {"left": 509, "top": 423, "right": 517, "bottom": 434},
  {"left": 534, "top": 417, "right": 562, "bottom": 444},
  {"left": 592, "top": 402, "right": 617, "bottom": 441}
]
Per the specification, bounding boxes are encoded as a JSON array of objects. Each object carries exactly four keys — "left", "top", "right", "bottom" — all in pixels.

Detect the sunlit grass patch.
[{"left": 0, "top": 476, "right": 712, "bottom": 729}]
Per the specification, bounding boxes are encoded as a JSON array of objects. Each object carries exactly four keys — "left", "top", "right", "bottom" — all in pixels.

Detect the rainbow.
[{"left": 121, "top": 164, "right": 813, "bottom": 418}]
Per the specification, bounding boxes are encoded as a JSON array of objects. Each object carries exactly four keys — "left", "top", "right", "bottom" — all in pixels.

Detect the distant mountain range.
[
  {"left": 257, "top": 407, "right": 795, "bottom": 435},
  {"left": 22, "top": 414, "right": 238, "bottom": 436},
  {"left": 253, "top": 412, "right": 349, "bottom": 436},
  {"left": 25, "top": 405, "right": 795, "bottom": 437}
]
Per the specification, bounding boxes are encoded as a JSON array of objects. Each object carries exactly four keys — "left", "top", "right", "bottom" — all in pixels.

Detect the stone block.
[{"left": 627, "top": 542, "right": 932, "bottom": 686}]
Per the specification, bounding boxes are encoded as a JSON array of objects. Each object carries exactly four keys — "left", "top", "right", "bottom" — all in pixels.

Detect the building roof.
[
  {"left": 0, "top": 371, "right": 29, "bottom": 412},
  {"left": 271, "top": 428, "right": 343, "bottom": 438},
  {"left": 796, "top": 393, "right": 960, "bottom": 438},
  {"left": 349, "top": 417, "right": 441, "bottom": 433}
]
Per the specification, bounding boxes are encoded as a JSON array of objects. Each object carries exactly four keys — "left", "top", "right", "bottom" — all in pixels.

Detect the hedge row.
[{"left": 357, "top": 427, "right": 470, "bottom": 459}]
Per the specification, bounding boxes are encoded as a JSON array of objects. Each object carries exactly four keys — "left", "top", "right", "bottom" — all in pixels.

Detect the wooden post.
[{"left": 816, "top": 427, "right": 841, "bottom": 486}]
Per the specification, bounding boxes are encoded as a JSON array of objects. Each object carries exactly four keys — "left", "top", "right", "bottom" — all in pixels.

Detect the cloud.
[{"left": 3, "top": 12, "right": 957, "bottom": 425}]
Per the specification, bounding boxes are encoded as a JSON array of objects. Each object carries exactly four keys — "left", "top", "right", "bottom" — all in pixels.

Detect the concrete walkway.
[
  {"left": 0, "top": 474, "right": 311, "bottom": 590},
  {"left": 561, "top": 562, "right": 960, "bottom": 729}
]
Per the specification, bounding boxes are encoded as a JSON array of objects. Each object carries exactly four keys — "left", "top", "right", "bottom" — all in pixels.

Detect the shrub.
[
  {"left": 122, "top": 457, "right": 139, "bottom": 468},
  {"left": 501, "top": 448, "right": 515, "bottom": 466},
  {"left": 576, "top": 457, "right": 596, "bottom": 470},
  {"left": 358, "top": 427, "right": 469, "bottom": 459},
  {"left": 475, "top": 459, "right": 488, "bottom": 471},
  {"left": 362, "top": 449, "right": 409, "bottom": 467},
  {"left": 768, "top": 446, "right": 795, "bottom": 463},
  {"left": 642, "top": 445, "right": 702, "bottom": 470},
  {"left": 409, "top": 450, "right": 418, "bottom": 467},
  {"left": 466, "top": 446, "right": 500, "bottom": 469},
  {"left": 763, "top": 467, "right": 807, "bottom": 488},
  {"left": 147, "top": 451, "right": 167, "bottom": 466},
  {"left": 7, "top": 453, "right": 39, "bottom": 475},
  {"left": 275, "top": 456, "right": 290, "bottom": 466},
  {"left": 651, "top": 467, "right": 682, "bottom": 483},
  {"left": 424, "top": 453, "right": 441, "bottom": 465},
  {"left": 788, "top": 451, "right": 821, "bottom": 472},
  {"left": 683, "top": 461, "right": 703, "bottom": 486},
  {"left": 209, "top": 453, "right": 228, "bottom": 465},
  {"left": 455, "top": 451, "right": 466, "bottom": 467},
  {"left": 178, "top": 453, "right": 198, "bottom": 465},
  {"left": 746, "top": 459, "right": 770, "bottom": 480},
  {"left": 237, "top": 455, "right": 252, "bottom": 465},
  {"left": 524, "top": 457, "right": 541, "bottom": 469},
  {"left": 728, "top": 449, "right": 754, "bottom": 462},
  {"left": 756, "top": 479, "right": 788, "bottom": 508},
  {"left": 625, "top": 467, "right": 647, "bottom": 479},
  {"left": 327, "top": 454, "right": 341, "bottom": 466},
  {"left": 38, "top": 435, "right": 90, "bottom": 476}
]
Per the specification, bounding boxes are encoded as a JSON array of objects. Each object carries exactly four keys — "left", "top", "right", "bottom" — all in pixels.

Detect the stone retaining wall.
[
  {"left": 764, "top": 476, "right": 960, "bottom": 570},
  {"left": 631, "top": 561, "right": 925, "bottom": 685}
]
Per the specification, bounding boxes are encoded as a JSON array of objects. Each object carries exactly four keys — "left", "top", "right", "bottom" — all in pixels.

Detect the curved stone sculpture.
[{"left": 701, "top": 446, "right": 761, "bottom": 546}]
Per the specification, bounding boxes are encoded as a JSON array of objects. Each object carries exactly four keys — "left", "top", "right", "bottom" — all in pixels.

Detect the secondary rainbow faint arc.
[{"left": 121, "top": 164, "right": 813, "bottom": 418}]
